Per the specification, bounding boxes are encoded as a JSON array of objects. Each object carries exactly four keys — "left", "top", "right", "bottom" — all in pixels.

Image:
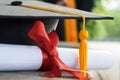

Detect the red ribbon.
[{"left": 28, "top": 20, "right": 93, "bottom": 80}]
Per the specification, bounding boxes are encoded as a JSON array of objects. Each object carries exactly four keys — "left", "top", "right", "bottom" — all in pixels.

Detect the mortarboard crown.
[{"left": 0, "top": 0, "right": 113, "bottom": 45}]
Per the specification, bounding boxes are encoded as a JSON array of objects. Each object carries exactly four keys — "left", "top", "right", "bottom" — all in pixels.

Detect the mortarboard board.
[{"left": 0, "top": 0, "right": 113, "bottom": 45}]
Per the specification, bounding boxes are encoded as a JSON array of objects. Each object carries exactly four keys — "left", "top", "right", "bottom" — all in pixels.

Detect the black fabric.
[
  {"left": 0, "top": 18, "right": 60, "bottom": 45},
  {"left": 75, "top": 0, "right": 94, "bottom": 12},
  {"left": 44, "top": 0, "right": 60, "bottom": 4},
  {"left": 56, "top": 19, "right": 65, "bottom": 41},
  {"left": 0, "top": 19, "right": 37, "bottom": 45}
]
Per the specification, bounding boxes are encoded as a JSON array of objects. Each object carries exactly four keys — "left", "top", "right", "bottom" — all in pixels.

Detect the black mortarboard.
[{"left": 0, "top": 0, "right": 113, "bottom": 45}]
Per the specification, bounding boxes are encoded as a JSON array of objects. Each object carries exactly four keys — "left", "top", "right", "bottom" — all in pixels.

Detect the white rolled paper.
[{"left": 0, "top": 44, "right": 112, "bottom": 71}]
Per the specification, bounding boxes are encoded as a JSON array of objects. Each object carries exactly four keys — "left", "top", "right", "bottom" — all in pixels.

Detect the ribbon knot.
[
  {"left": 28, "top": 20, "right": 93, "bottom": 80},
  {"left": 49, "top": 49, "right": 58, "bottom": 57}
]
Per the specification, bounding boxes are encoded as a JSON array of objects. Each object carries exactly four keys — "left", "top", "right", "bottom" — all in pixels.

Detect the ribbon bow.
[{"left": 28, "top": 20, "right": 93, "bottom": 80}]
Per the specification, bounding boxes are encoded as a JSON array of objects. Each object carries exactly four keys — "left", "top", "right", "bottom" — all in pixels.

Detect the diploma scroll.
[{"left": 0, "top": 44, "right": 112, "bottom": 71}]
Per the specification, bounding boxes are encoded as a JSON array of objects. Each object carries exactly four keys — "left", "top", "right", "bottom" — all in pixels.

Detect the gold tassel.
[{"left": 78, "top": 15, "right": 88, "bottom": 78}]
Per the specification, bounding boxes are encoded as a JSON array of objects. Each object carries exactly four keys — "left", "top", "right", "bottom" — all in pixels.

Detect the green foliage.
[
  {"left": 86, "top": 0, "right": 120, "bottom": 40},
  {"left": 103, "top": 10, "right": 120, "bottom": 40},
  {"left": 86, "top": 20, "right": 107, "bottom": 40}
]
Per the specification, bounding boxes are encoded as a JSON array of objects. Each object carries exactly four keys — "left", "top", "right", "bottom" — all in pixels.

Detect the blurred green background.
[
  {"left": 87, "top": 0, "right": 120, "bottom": 41},
  {"left": 39, "top": 0, "right": 120, "bottom": 41}
]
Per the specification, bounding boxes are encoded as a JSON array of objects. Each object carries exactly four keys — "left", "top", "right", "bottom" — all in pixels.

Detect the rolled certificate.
[{"left": 0, "top": 44, "right": 112, "bottom": 71}]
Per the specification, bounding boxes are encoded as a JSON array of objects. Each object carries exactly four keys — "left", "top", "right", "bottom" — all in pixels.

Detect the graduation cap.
[{"left": 0, "top": 0, "right": 113, "bottom": 45}]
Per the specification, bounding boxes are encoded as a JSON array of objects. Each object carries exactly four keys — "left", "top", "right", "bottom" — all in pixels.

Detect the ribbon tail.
[
  {"left": 54, "top": 56, "right": 92, "bottom": 80},
  {"left": 65, "top": 71, "right": 90, "bottom": 80},
  {"left": 44, "top": 57, "right": 61, "bottom": 77}
]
